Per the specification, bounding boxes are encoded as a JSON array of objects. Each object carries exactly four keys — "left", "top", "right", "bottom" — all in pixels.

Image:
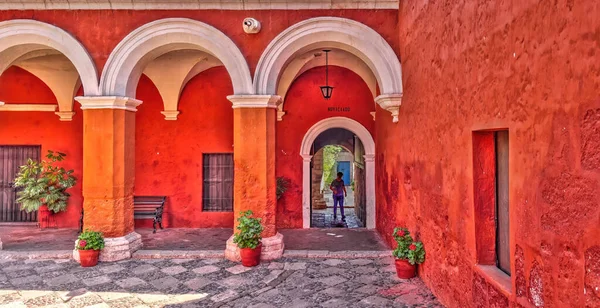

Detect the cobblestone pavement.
[{"left": 0, "top": 257, "right": 443, "bottom": 307}]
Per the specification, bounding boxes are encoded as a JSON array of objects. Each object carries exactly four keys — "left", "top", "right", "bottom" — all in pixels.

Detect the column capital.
[
  {"left": 363, "top": 154, "right": 375, "bottom": 162},
  {"left": 75, "top": 96, "right": 143, "bottom": 112},
  {"left": 227, "top": 95, "right": 282, "bottom": 109},
  {"left": 375, "top": 94, "right": 402, "bottom": 123},
  {"left": 301, "top": 154, "right": 313, "bottom": 162}
]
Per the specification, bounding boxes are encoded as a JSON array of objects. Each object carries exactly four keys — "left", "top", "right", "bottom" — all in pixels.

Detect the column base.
[
  {"left": 73, "top": 232, "right": 142, "bottom": 262},
  {"left": 225, "top": 232, "right": 284, "bottom": 262}
]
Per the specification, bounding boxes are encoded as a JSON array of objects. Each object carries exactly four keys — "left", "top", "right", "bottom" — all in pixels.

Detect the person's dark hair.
[{"left": 337, "top": 172, "right": 343, "bottom": 177}]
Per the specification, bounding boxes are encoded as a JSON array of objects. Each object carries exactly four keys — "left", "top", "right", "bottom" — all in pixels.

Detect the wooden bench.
[
  {"left": 134, "top": 196, "right": 166, "bottom": 233},
  {"left": 79, "top": 196, "right": 166, "bottom": 234}
]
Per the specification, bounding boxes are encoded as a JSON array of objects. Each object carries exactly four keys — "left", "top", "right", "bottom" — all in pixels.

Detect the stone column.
[
  {"left": 311, "top": 149, "right": 327, "bottom": 209},
  {"left": 225, "top": 95, "right": 284, "bottom": 261},
  {"left": 364, "top": 154, "right": 376, "bottom": 229},
  {"left": 73, "top": 96, "right": 143, "bottom": 262}
]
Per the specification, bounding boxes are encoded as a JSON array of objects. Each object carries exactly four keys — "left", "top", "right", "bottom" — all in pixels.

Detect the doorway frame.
[{"left": 300, "top": 117, "right": 375, "bottom": 229}]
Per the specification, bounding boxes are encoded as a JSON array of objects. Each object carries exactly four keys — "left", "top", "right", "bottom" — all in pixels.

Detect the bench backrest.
[{"left": 133, "top": 196, "right": 166, "bottom": 208}]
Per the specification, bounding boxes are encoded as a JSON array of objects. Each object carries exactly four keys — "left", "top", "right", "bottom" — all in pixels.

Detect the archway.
[
  {"left": 0, "top": 19, "right": 100, "bottom": 119},
  {"left": 300, "top": 117, "right": 375, "bottom": 229}
]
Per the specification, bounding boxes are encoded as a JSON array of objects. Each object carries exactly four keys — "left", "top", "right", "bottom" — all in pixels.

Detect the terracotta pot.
[
  {"left": 239, "top": 243, "right": 262, "bottom": 267},
  {"left": 78, "top": 249, "right": 100, "bottom": 267},
  {"left": 395, "top": 259, "right": 416, "bottom": 279}
]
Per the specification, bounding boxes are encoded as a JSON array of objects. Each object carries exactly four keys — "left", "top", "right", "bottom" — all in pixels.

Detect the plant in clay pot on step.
[
  {"left": 233, "top": 210, "right": 264, "bottom": 267},
  {"left": 76, "top": 230, "right": 105, "bottom": 267},
  {"left": 392, "top": 227, "right": 426, "bottom": 279},
  {"left": 13, "top": 150, "right": 76, "bottom": 228}
]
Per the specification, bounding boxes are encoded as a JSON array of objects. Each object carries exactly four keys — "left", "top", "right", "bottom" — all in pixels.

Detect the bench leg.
[{"left": 153, "top": 220, "right": 157, "bottom": 234}]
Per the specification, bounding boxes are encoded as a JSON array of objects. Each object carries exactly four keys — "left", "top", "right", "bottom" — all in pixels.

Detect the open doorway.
[{"left": 309, "top": 128, "right": 367, "bottom": 228}]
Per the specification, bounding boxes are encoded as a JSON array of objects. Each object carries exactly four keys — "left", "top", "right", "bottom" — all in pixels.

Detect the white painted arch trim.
[
  {"left": 300, "top": 117, "right": 376, "bottom": 229},
  {"left": 254, "top": 17, "right": 403, "bottom": 97},
  {"left": 100, "top": 18, "right": 253, "bottom": 97},
  {"left": 0, "top": 19, "right": 99, "bottom": 96},
  {"left": 0, "top": 102, "right": 57, "bottom": 112}
]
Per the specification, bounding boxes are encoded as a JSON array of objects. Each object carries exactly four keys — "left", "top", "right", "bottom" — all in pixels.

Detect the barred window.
[{"left": 202, "top": 154, "right": 233, "bottom": 212}]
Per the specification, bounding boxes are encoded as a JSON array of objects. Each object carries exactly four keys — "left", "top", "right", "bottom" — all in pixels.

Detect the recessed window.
[
  {"left": 202, "top": 154, "right": 233, "bottom": 212},
  {"left": 472, "top": 130, "right": 510, "bottom": 275}
]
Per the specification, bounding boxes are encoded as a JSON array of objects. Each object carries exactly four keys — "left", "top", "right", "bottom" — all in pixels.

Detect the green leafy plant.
[
  {"left": 233, "top": 210, "right": 264, "bottom": 249},
  {"left": 13, "top": 150, "right": 77, "bottom": 213},
  {"left": 392, "top": 227, "right": 426, "bottom": 265},
  {"left": 350, "top": 181, "right": 355, "bottom": 191},
  {"left": 321, "top": 145, "right": 342, "bottom": 190},
  {"left": 276, "top": 177, "right": 290, "bottom": 200},
  {"left": 76, "top": 230, "right": 105, "bottom": 251}
]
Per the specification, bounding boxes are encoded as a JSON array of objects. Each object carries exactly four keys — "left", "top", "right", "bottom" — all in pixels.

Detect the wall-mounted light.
[{"left": 320, "top": 50, "right": 333, "bottom": 100}]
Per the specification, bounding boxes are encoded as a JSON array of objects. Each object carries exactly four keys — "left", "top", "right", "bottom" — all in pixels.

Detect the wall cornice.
[{"left": 0, "top": 0, "right": 399, "bottom": 10}]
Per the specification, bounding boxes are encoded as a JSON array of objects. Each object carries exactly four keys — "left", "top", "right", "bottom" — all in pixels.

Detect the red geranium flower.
[
  {"left": 409, "top": 244, "right": 417, "bottom": 250},
  {"left": 398, "top": 230, "right": 405, "bottom": 237},
  {"left": 79, "top": 240, "right": 87, "bottom": 248}
]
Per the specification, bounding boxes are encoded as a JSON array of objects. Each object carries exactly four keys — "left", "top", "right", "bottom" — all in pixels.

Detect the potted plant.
[
  {"left": 233, "top": 210, "right": 264, "bottom": 267},
  {"left": 13, "top": 150, "right": 76, "bottom": 228},
  {"left": 392, "top": 227, "right": 426, "bottom": 279},
  {"left": 75, "top": 230, "right": 105, "bottom": 267}
]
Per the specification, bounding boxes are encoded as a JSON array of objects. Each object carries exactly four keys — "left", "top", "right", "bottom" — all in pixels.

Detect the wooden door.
[{"left": 0, "top": 146, "right": 40, "bottom": 222}]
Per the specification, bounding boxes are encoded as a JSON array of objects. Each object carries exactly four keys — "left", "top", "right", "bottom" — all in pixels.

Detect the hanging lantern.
[{"left": 320, "top": 50, "right": 333, "bottom": 99}]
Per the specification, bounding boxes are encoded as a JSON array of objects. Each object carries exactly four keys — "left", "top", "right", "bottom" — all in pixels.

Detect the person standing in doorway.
[{"left": 330, "top": 172, "right": 347, "bottom": 222}]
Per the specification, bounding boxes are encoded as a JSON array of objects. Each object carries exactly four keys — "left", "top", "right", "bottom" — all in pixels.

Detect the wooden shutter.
[
  {"left": 495, "top": 131, "right": 510, "bottom": 275},
  {"left": 202, "top": 154, "right": 234, "bottom": 212},
  {"left": 0, "top": 145, "right": 41, "bottom": 222}
]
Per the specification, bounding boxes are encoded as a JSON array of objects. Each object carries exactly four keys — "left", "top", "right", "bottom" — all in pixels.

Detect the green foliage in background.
[
  {"left": 321, "top": 145, "right": 342, "bottom": 190},
  {"left": 276, "top": 177, "right": 290, "bottom": 200},
  {"left": 13, "top": 150, "right": 77, "bottom": 213}
]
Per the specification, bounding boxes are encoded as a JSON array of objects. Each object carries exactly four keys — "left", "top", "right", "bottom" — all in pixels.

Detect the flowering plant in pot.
[
  {"left": 75, "top": 230, "right": 105, "bottom": 267},
  {"left": 233, "top": 210, "right": 264, "bottom": 267},
  {"left": 392, "top": 227, "right": 426, "bottom": 279},
  {"left": 13, "top": 150, "right": 76, "bottom": 228}
]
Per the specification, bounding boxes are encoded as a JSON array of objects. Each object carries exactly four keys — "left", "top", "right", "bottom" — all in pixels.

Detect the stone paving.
[{"left": 0, "top": 257, "right": 443, "bottom": 307}]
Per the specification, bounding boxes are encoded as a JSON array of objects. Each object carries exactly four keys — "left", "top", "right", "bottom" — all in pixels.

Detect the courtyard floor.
[
  {"left": 0, "top": 227, "right": 389, "bottom": 252},
  {"left": 0, "top": 257, "right": 442, "bottom": 307}
]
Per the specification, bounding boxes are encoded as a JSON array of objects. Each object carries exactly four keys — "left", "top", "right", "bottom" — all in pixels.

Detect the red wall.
[
  {"left": 134, "top": 68, "right": 234, "bottom": 228},
  {"left": 375, "top": 1, "right": 600, "bottom": 307},
  {"left": 0, "top": 66, "right": 83, "bottom": 228},
  {"left": 0, "top": 10, "right": 399, "bottom": 74},
  {"left": 276, "top": 66, "right": 375, "bottom": 228}
]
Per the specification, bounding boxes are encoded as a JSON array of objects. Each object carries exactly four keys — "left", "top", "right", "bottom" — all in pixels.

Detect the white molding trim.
[
  {"left": 160, "top": 110, "right": 180, "bottom": 120},
  {"left": 55, "top": 111, "right": 75, "bottom": 121},
  {"left": 254, "top": 17, "right": 403, "bottom": 97},
  {"left": 0, "top": 19, "right": 99, "bottom": 96},
  {"left": 0, "top": 102, "right": 57, "bottom": 112},
  {"left": 300, "top": 117, "right": 376, "bottom": 229},
  {"left": 75, "top": 96, "right": 142, "bottom": 112},
  {"left": 0, "top": 1, "right": 399, "bottom": 10},
  {"left": 100, "top": 18, "right": 253, "bottom": 97},
  {"left": 227, "top": 95, "right": 282, "bottom": 109},
  {"left": 375, "top": 94, "right": 402, "bottom": 123}
]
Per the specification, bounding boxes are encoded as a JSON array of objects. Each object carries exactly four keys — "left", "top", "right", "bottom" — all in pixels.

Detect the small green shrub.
[
  {"left": 76, "top": 230, "right": 105, "bottom": 251},
  {"left": 392, "top": 227, "right": 426, "bottom": 265},
  {"left": 233, "top": 210, "right": 264, "bottom": 249},
  {"left": 13, "top": 150, "right": 76, "bottom": 213},
  {"left": 276, "top": 177, "right": 290, "bottom": 200}
]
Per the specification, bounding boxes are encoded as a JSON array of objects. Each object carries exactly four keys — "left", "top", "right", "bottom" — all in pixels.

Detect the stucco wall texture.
[
  {"left": 374, "top": 1, "right": 600, "bottom": 307},
  {"left": 0, "top": 67, "right": 83, "bottom": 228}
]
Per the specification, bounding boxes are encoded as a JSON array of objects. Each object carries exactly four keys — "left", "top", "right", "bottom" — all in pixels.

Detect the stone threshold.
[
  {"left": 0, "top": 249, "right": 392, "bottom": 260},
  {"left": 0, "top": 250, "right": 72, "bottom": 260}
]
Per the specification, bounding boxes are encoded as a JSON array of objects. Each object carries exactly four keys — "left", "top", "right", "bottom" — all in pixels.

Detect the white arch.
[
  {"left": 300, "top": 117, "right": 376, "bottom": 229},
  {"left": 100, "top": 18, "right": 253, "bottom": 97},
  {"left": 0, "top": 19, "right": 100, "bottom": 95},
  {"left": 254, "top": 17, "right": 403, "bottom": 96}
]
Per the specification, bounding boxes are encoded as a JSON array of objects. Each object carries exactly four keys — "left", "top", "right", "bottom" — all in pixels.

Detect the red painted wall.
[
  {"left": 0, "top": 66, "right": 83, "bottom": 228},
  {"left": 276, "top": 66, "right": 375, "bottom": 228},
  {"left": 376, "top": 2, "right": 600, "bottom": 307},
  {"left": 134, "top": 68, "right": 234, "bottom": 228}
]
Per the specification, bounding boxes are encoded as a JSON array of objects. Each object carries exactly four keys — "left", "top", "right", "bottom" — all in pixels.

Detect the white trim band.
[
  {"left": 0, "top": 1, "right": 399, "bottom": 10},
  {"left": 227, "top": 95, "right": 282, "bottom": 109},
  {"left": 375, "top": 94, "right": 402, "bottom": 123},
  {"left": 75, "top": 96, "right": 143, "bottom": 112},
  {"left": 0, "top": 102, "right": 57, "bottom": 112}
]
